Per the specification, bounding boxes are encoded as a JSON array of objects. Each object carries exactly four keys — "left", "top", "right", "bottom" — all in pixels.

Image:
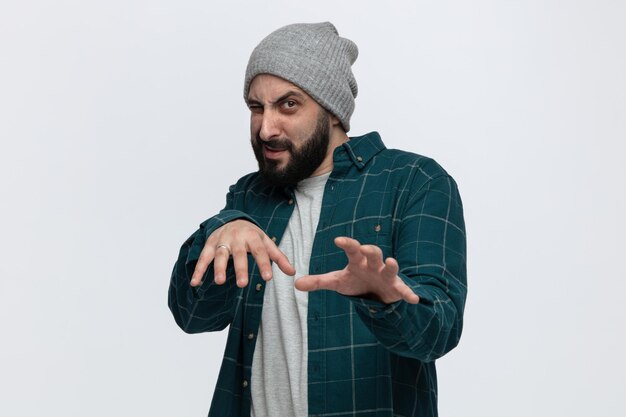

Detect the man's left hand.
[{"left": 295, "top": 237, "right": 420, "bottom": 305}]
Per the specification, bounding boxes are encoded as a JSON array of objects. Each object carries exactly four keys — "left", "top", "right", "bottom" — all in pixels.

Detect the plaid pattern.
[{"left": 169, "top": 132, "right": 467, "bottom": 417}]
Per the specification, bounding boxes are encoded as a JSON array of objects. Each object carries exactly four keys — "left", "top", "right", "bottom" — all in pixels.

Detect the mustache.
[{"left": 254, "top": 134, "right": 293, "bottom": 152}]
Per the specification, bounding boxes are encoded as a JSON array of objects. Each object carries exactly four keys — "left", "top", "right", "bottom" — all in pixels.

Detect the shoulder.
[
  {"left": 373, "top": 147, "right": 452, "bottom": 190},
  {"left": 231, "top": 171, "right": 263, "bottom": 191},
  {"left": 228, "top": 171, "right": 285, "bottom": 202}
]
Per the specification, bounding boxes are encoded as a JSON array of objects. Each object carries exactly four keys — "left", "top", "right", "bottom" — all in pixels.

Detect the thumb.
[
  {"left": 295, "top": 271, "right": 338, "bottom": 292},
  {"left": 294, "top": 275, "right": 319, "bottom": 292}
]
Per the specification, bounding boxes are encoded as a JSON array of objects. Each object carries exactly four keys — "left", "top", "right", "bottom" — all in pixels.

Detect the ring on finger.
[{"left": 216, "top": 243, "right": 231, "bottom": 255}]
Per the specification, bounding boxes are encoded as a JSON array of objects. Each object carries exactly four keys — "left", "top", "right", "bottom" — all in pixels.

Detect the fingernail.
[{"left": 264, "top": 271, "right": 272, "bottom": 279}]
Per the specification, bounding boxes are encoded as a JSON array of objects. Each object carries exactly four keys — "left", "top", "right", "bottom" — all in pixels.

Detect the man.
[{"left": 169, "top": 22, "right": 466, "bottom": 417}]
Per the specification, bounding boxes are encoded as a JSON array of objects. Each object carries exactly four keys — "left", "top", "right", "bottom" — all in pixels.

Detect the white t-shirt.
[{"left": 251, "top": 172, "right": 330, "bottom": 417}]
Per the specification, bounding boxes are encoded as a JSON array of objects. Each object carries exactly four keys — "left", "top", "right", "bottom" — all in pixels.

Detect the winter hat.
[{"left": 244, "top": 22, "right": 359, "bottom": 132}]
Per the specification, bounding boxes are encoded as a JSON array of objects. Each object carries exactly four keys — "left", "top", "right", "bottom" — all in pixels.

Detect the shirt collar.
[
  {"left": 335, "top": 131, "right": 386, "bottom": 169},
  {"left": 276, "top": 131, "right": 387, "bottom": 197}
]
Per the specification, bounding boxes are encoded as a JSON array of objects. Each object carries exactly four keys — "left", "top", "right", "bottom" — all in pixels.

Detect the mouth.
[{"left": 263, "top": 143, "right": 289, "bottom": 160}]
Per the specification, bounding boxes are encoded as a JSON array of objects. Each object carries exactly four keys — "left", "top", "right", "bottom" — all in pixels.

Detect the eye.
[
  {"left": 282, "top": 100, "right": 297, "bottom": 110},
  {"left": 248, "top": 104, "right": 263, "bottom": 114}
]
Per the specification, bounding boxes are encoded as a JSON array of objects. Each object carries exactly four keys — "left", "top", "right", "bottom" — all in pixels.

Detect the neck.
[{"left": 310, "top": 127, "right": 349, "bottom": 177}]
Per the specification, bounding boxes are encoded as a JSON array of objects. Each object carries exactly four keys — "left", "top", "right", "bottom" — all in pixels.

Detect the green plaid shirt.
[{"left": 169, "top": 131, "right": 467, "bottom": 417}]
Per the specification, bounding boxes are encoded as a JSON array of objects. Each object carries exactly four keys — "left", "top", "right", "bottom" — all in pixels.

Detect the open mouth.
[{"left": 263, "top": 143, "right": 289, "bottom": 159}]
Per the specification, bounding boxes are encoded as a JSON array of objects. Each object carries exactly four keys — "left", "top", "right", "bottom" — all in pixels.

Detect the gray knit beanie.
[{"left": 244, "top": 22, "right": 359, "bottom": 132}]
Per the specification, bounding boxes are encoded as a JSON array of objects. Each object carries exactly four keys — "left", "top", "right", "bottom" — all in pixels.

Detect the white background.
[{"left": 1, "top": 1, "right": 625, "bottom": 416}]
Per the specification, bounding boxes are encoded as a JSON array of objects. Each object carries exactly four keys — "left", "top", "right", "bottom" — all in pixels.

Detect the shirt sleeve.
[
  {"left": 167, "top": 184, "right": 260, "bottom": 334},
  {"left": 351, "top": 174, "right": 467, "bottom": 362}
]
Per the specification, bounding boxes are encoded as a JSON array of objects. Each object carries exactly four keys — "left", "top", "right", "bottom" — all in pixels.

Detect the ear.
[{"left": 329, "top": 114, "right": 342, "bottom": 127}]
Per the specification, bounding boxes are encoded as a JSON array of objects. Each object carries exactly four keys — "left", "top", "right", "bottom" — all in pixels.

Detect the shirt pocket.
[{"left": 345, "top": 217, "right": 394, "bottom": 259}]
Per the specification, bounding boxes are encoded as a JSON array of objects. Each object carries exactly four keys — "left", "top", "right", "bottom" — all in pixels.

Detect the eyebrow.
[{"left": 247, "top": 90, "right": 307, "bottom": 106}]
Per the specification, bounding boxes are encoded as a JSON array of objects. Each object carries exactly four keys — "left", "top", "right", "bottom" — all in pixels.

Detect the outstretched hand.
[
  {"left": 295, "top": 237, "right": 420, "bottom": 305},
  {"left": 190, "top": 220, "right": 296, "bottom": 288}
]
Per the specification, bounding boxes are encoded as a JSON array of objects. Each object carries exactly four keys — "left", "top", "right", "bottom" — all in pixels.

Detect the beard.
[{"left": 251, "top": 110, "right": 330, "bottom": 188}]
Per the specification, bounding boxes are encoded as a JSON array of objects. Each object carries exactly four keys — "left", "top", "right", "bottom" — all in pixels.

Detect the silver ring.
[{"left": 216, "top": 243, "right": 231, "bottom": 254}]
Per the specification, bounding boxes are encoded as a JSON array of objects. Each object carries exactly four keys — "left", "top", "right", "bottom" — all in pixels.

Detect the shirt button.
[
  {"left": 271, "top": 236, "right": 277, "bottom": 243},
  {"left": 288, "top": 198, "right": 294, "bottom": 205},
  {"left": 247, "top": 332, "right": 255, "bottom": 340},
  {"left": 255, "top": 283, "right": 263, "bottom": 292},
  {"left": 242, "top": 380, "right": 248, "bottom": 388},
  {"left": 356, "top": 156, "right": 363, "bottom": 162},
  {"left": 369, "top": 307, "right": 378, "bottom": 314},
  {"left": 374, "top": 224, "right": 382, "bottom": 232}
]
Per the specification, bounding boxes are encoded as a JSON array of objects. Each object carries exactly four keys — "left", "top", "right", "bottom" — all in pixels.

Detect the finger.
[
  {"left": 397, "top": 281, "right": 420, "bottom": 304},
  {"left": 212, "top": 245, "right": 231, "bottom": 285},
  {"left": 265, "top": 237, "right": 296, "bottom": 276},
  {"left": 334, "top": 236, "right": 364, "bottom": 262},
  {"left": 384, "top": 258, "right": 419, "bottom": 304},
  {"left": 294, "top": 272, "right": 339, "bottom": 292},
  {"left": 191, "top": 244, "right": 216, "bottom": 287},
  {"left": 231, "top": 245, "right": 249, "bottom": 287},
  {"left": 192, "top": 226, "right": 223, "bottom": 286},
  {"left": 362, "top": 245, "right": 384, "bottom": 270},
  {"left": 382, "top": 257, "right": 400, "bottom": 280},
  {"left": 248, "top": 238, "right": 273, "bottom": 281}
]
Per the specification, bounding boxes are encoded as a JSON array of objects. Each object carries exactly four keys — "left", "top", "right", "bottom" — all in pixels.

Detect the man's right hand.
[{"left": 190, "top": 220, "right": 295, "bottom": 288}]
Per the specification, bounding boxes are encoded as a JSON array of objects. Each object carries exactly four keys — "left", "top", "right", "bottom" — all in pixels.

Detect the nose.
[{"left": 258, "top": 111, "right": 280, "bottom": 141}]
